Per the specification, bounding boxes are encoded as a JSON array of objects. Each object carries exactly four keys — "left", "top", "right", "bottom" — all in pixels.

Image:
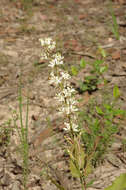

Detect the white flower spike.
[{"left": 40, "top": 37, "right": 79, "bottom": 132}]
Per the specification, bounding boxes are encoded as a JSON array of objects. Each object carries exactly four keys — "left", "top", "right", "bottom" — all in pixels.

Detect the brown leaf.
[
  {"left": 70, "top": 40, "right": 82, "bottom": 52},
  {"left": 79, "top": 14, "right": 88, "bottom": 20},
  {"left": 112, "top": 50, "right": 121, "bottom": 60}
]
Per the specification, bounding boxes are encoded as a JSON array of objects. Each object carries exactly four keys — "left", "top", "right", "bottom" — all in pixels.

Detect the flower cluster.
[
  {"left": 39, "top": 38, "right": 56, "bottom": 51},
  {"left": 39, "top": 38, "right": 79, "bottom": 132},
  {"left": 39, "top": 38, "right": 56, "bottom": 60},
  {"left": 48, "top": 53, "right": 64, "bottom": 68}
]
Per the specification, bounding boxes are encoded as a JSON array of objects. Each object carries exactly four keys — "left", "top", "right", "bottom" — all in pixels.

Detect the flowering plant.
[{"left": 39, "top": 37, "right": 93, "bottom": 190}]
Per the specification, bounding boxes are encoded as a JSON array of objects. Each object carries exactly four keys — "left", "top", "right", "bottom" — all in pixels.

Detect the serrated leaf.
[
  {"left": 104, "top": 173, "right": 126, "bottom": 190},
  {"left": 113, "top": 85, "right": 120, "bottom": 99}
]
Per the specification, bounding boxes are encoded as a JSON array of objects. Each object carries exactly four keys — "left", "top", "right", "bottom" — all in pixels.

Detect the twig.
[{"left": 69, "top": 51, "right": 96, "bottom": 59}]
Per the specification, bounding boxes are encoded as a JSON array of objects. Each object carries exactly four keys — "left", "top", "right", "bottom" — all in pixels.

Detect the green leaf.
[
  {"left": 100, "top": 66, "right": 108, "bottom": 73},
  {"left": 109, "top": 4, "right": 120, "bottom": 40},
  {"left": 85, "top": 75, "right": 97, "bottom": 82},
  {"left": 96, "top": 106, "right": 104, "bottom": 115},
  {"left": 69, "top": 160, "right": 80, "bottom": 178},
  {"left": 67, "top": 149, "right": 75, "bottom": 161},
  {"left": 94, "top": 59, "right": 104, "bottom": 66},
  {"left": 86, "top": 179, "right": 95, "bottom": 188},
  {"left": 80, "top": 58, "right": 87, "bottom": 68},
  {"left": 75, "top": 142, "right": 85, "bottom": 169},
  {"left": 79, "top": 82, "right": 88, "bottom": 92},
  {"left": 104, "top": 173, "right": 126, "bottom": 190},
  {"left": 98, "top": 46, "right": 107, "bottom": 58},
  {"left": 113, "top": 85, "right": 120, "bottom": 99},
  {"left": 85, "top": 161, "right": 92, "bottom": 177},
  {"left": 69, "top": 136, "right": 86, "bottom": 178},
  {"left": 114, "top": 109, "right": 126, "bottom": 116},
  {"left": 71, "top": 66, "right": 78, "bottom": 76},
  {"left": 104, "top": 104, "right": 112, "bottom": 110}
]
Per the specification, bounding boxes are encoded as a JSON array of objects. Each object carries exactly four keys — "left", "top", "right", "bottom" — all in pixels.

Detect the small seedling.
[{"left": 71, "top": 57, "right": 107, "bottom": 94}]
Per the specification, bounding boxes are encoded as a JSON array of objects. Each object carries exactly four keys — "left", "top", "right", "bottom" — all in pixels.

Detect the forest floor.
[{"left": 0, "top": 0, "right": 126, "bottom": 189}]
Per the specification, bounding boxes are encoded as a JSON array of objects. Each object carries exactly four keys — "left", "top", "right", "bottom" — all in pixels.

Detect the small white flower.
[
  {"left": 66, "top": 97, "right": 78, "bottom": 106},
  {"left": 48, "top": 59, "right": 56, "bottom": 67},
  {"left": 55, "top": 92, "right": 78, "bottom": 108},
  {"left": 60, "top": 71, "right": 71, "bottom": 80},
  {"left": 55, "top": 93, "right": 65, "bottom": 102},
  {"left": 48, "top": 42, "right": 56, "bottom": 50},
  {"left": 39, "top": 38, "right": 45, "bottom": 46},
  {"left": 62, "top": 86, "right": 75, "bottom": 97},
  {"left": 40, "top": 52, "right": 48, "bottom": 60},
  {"left": 39, "top": 38, "right": 56, "bottom": 50},
  {"left": 49, "top": 72, "right": 62, "bottom": 85},
  {"left": 45, "top": 37, "right": 52, "bottom": 45},
  {"left": 64, "top": 122, "right": 71, "bottom": 131},
  {"left": 48, "top": 58, "right": 63, "bottom": 68},
  {"left": 53, "top": 53, "right": 64, "bottom": 61},
  {"left": 64, "top": 122, "right": 78, "bottom": 132},
  {"left": 69, "top": 104, "right": 78, "bottom": 113},
  {"left": 59, "top": 104, "right": 78, "bottom": 115}
]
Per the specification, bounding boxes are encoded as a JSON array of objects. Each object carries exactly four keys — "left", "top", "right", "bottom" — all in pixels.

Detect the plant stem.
[{"left": 18, "top": 72, "right": 29, "bottom": 190}]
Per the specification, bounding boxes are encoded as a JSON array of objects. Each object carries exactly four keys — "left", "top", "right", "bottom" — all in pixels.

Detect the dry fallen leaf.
[
  {"left": 112, "top": 51, "right": 121, "bottom": 60},
  {"left": 79, "top": 14, "right": 88, "bottom": 20}
]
